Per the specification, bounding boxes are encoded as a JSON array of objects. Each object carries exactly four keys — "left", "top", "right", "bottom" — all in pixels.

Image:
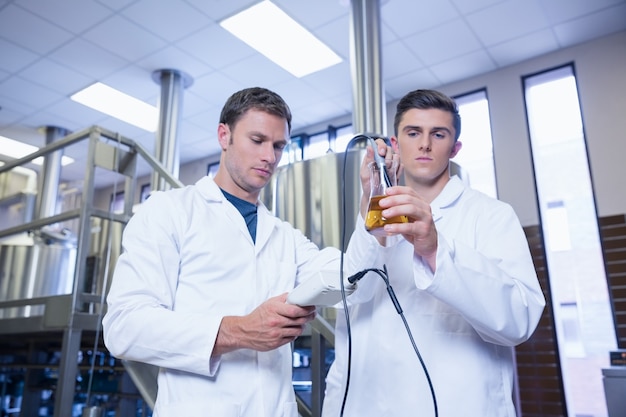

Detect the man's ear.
[
  {"left": 217, "top": 123, "right": 230, "bottom": 150},
  {"left": 450, "top": 141, "right": 462, "bottom": 158},
  {"left": 390, "top": 136, "right": 399, "bottom": 152}
]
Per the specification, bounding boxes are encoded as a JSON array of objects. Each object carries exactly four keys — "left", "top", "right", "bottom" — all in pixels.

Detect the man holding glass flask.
[{"left": 323, "top": 89, "right": 546, "bottom": 416}]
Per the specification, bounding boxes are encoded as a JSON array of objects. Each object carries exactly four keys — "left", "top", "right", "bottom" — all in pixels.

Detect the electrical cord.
[
  {"left": 338, "top": 134, "right": 379, "bottom": 416},
  {"left": 364, "top": 265, "right": 438, "bottom": 417},
  {"left": 337, "top": 136, "right": 358, "bottom": 417},
  {"left": 337, "top": 134, "right": 438, "bottom": 417}
]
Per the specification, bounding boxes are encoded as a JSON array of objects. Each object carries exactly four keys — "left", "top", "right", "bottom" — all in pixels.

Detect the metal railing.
[
  {"left": 0, "top": 125, "right": 337, "bottom": 417},
  {"left": 0, "top": 126, "right": 181, "bottom": 416}
]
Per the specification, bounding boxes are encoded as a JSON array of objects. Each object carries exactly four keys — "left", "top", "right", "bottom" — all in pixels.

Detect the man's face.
[
  {"left": 217, "top": 109, "right": 289, "bottom": 201},
  {"left": 391, "top": 108, "right": 461, "bottom": 188}
]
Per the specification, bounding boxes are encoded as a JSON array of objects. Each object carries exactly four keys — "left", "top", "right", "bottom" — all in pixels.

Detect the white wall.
[
  {"left": 98, "top": 31, "right": 626, "bottom": 227},
  {"left": 575, "top": 31, "right": 626, "bottom": 218},
  {"left": 384, "top": 30, "right": 626, "bottom": 226}
]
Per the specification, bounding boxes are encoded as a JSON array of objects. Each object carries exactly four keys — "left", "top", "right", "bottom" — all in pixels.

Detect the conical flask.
[{"left": 364, "top": 159, "right": 408, "bottom": 236}]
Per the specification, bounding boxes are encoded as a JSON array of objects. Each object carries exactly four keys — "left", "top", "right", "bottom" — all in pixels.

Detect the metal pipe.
[
  {"left": 151, "top": 69, "right": 193, "bottom": 192},
  {"left": 349, "top": 0, "right": 386, "bottom": 136},
  {"left": 54, "top": 328, "right": 83, "bottom": 417},
  {"left": 35, "top": 126, "right": 69, "bottom": 220}
]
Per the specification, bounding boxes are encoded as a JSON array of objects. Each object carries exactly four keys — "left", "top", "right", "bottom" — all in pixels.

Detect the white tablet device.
[{"left": 287, "top": 270, "right": 356, "bottom": 306}]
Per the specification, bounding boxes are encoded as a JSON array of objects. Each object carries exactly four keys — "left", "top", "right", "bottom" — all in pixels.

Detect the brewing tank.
[
  {"left": 261, "top": 149, "right": 366, "bottom": 250},
  {"left": 0, "top": 229, "right": 76, "bottom": 318}
]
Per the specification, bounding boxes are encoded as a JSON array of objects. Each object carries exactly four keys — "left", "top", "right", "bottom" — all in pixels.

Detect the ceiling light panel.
[
  {"left": 0, "top": 135, "right": 74, "bottom": 166},
  {"left": 220, "top": 0, "right": 342, "bottom": 78},
  {"left": 71, "top": 82, "right": 158, "bottom": 132}
]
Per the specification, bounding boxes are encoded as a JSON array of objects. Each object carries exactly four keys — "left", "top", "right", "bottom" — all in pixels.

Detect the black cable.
[
  {"left": 338, "top": 134, "right": 369, "bottom": 417},
  {"left": 369, "top": 265, "right": 439, "bottom": 417}
]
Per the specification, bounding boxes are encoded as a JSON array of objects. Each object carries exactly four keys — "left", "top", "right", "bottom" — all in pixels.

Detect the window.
[
  {"left": 303, "top": 131, "right": 330, "bottom": 160},
  {"left": 524, "top": 64, "right": 616, "bottom": 417},
  {"left": 279, "top": 135, "right": 304, "bottom": 167},
  {"left": 109, "top": 191, "right": 124, "bottom": 213},
  {"left": 333, "top": 124, "right": 356, "bottom": 153},
  {"left": 140, "top": 183, "right": 151, "bottom": 202},
  {"left": 278, "top": 125, "right": 355, "bottom": 167},
  {"left": 453, "top": 90, "right": 497, "bottom": 198}
]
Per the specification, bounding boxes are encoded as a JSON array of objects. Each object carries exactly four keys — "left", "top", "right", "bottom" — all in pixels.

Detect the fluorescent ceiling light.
[
  {"left": 71, "top": 82, "right": 158, "bottom": 132},
  {"left": 0, "top": 135, "right": 74, "bottom": 166},
  {"left": 220, "top": 0, "right": 342, "bottom": 77}
]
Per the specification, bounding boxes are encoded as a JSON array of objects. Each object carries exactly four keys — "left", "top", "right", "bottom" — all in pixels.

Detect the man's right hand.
[{"left": 213, "top": 293, "right": 316, "bottom": 356}]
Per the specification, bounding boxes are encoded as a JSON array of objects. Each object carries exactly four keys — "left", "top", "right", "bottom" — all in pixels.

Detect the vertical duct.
[
  {"left": 349, "top": 0, "right": 386, "bottom": 136},
  {"left": 36, "top": 126, "right": 69, "bottom": 220},
  {"left": 150, "top": 69, "right": 193, "bottom": 192}
]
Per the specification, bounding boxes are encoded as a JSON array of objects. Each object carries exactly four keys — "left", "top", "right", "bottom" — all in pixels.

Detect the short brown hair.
[
  {"left": 393, "top": 89, "right": 461, "bottom": 141},
  {"left": 219, "top": 87, "right": 292, "bottom": 132}
]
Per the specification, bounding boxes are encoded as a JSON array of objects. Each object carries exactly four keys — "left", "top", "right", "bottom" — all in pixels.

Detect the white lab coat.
[
  {"left": 103, "top": 176, "right": 340, "bottom": 417},
  {"left": 323, "top": 176, "right": 545, "bottom": 417}
]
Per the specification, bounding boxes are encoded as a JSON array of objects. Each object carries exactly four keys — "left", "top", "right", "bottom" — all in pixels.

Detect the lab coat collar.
[
  {"left": 194, "top": 176, "right": 280, "bottom": 250},
  {"left": 430, "top": 175, "right": 465, "bottom": 222},
  {"left": 195, "top": 175, "right": 226, "bottom": 202}
]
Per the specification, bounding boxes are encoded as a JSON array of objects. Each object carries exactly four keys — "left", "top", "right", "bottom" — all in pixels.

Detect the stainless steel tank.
[
  {"left": 85, "top": 217, "right": 124, "bottom": 312},
  {"left": 261, "top": 149, "right": 366, "bottom": 250},
  {"left": 0, "top": 229, "right": 76, "bottom": 318}
]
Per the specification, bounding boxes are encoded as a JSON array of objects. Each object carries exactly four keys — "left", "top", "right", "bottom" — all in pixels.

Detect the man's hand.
[
  {"left": 360, "top": 138, "right": 398, "bottom": 218},
  {"left": 213, "top": 293, "right": 316, "bottom": 356},
  {"left": 376, "top": 185, "right": 438, "bottom": 272}
]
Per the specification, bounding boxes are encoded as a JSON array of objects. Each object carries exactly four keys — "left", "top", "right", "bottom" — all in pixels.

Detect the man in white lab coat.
[
  {"left": 103, "top": 87, "right": 340, "bottom": 417},
  {"left": 322, "top": 89, "right": 546, "bottom": 417}
]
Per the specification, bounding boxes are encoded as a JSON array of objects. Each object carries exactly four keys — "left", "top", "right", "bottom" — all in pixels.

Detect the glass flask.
[{"left": 364, "top": 159, "right": 408, "bottom": 236}]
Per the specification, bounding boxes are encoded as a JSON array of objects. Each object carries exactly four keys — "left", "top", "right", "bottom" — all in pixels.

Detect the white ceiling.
[{"left": 1, "top": 0, "right": 625, "bottom": 186}]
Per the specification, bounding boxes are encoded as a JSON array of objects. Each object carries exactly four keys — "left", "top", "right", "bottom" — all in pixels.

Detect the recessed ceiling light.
[
  {"left": 220, "top": 0, "right": 342, "bottom": 78},
  {"left": 0, "top": 135, "right": 74, "bottom": 166},
  {"left": 71, "top": 82, "right": 158, "bottom": 132}
]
